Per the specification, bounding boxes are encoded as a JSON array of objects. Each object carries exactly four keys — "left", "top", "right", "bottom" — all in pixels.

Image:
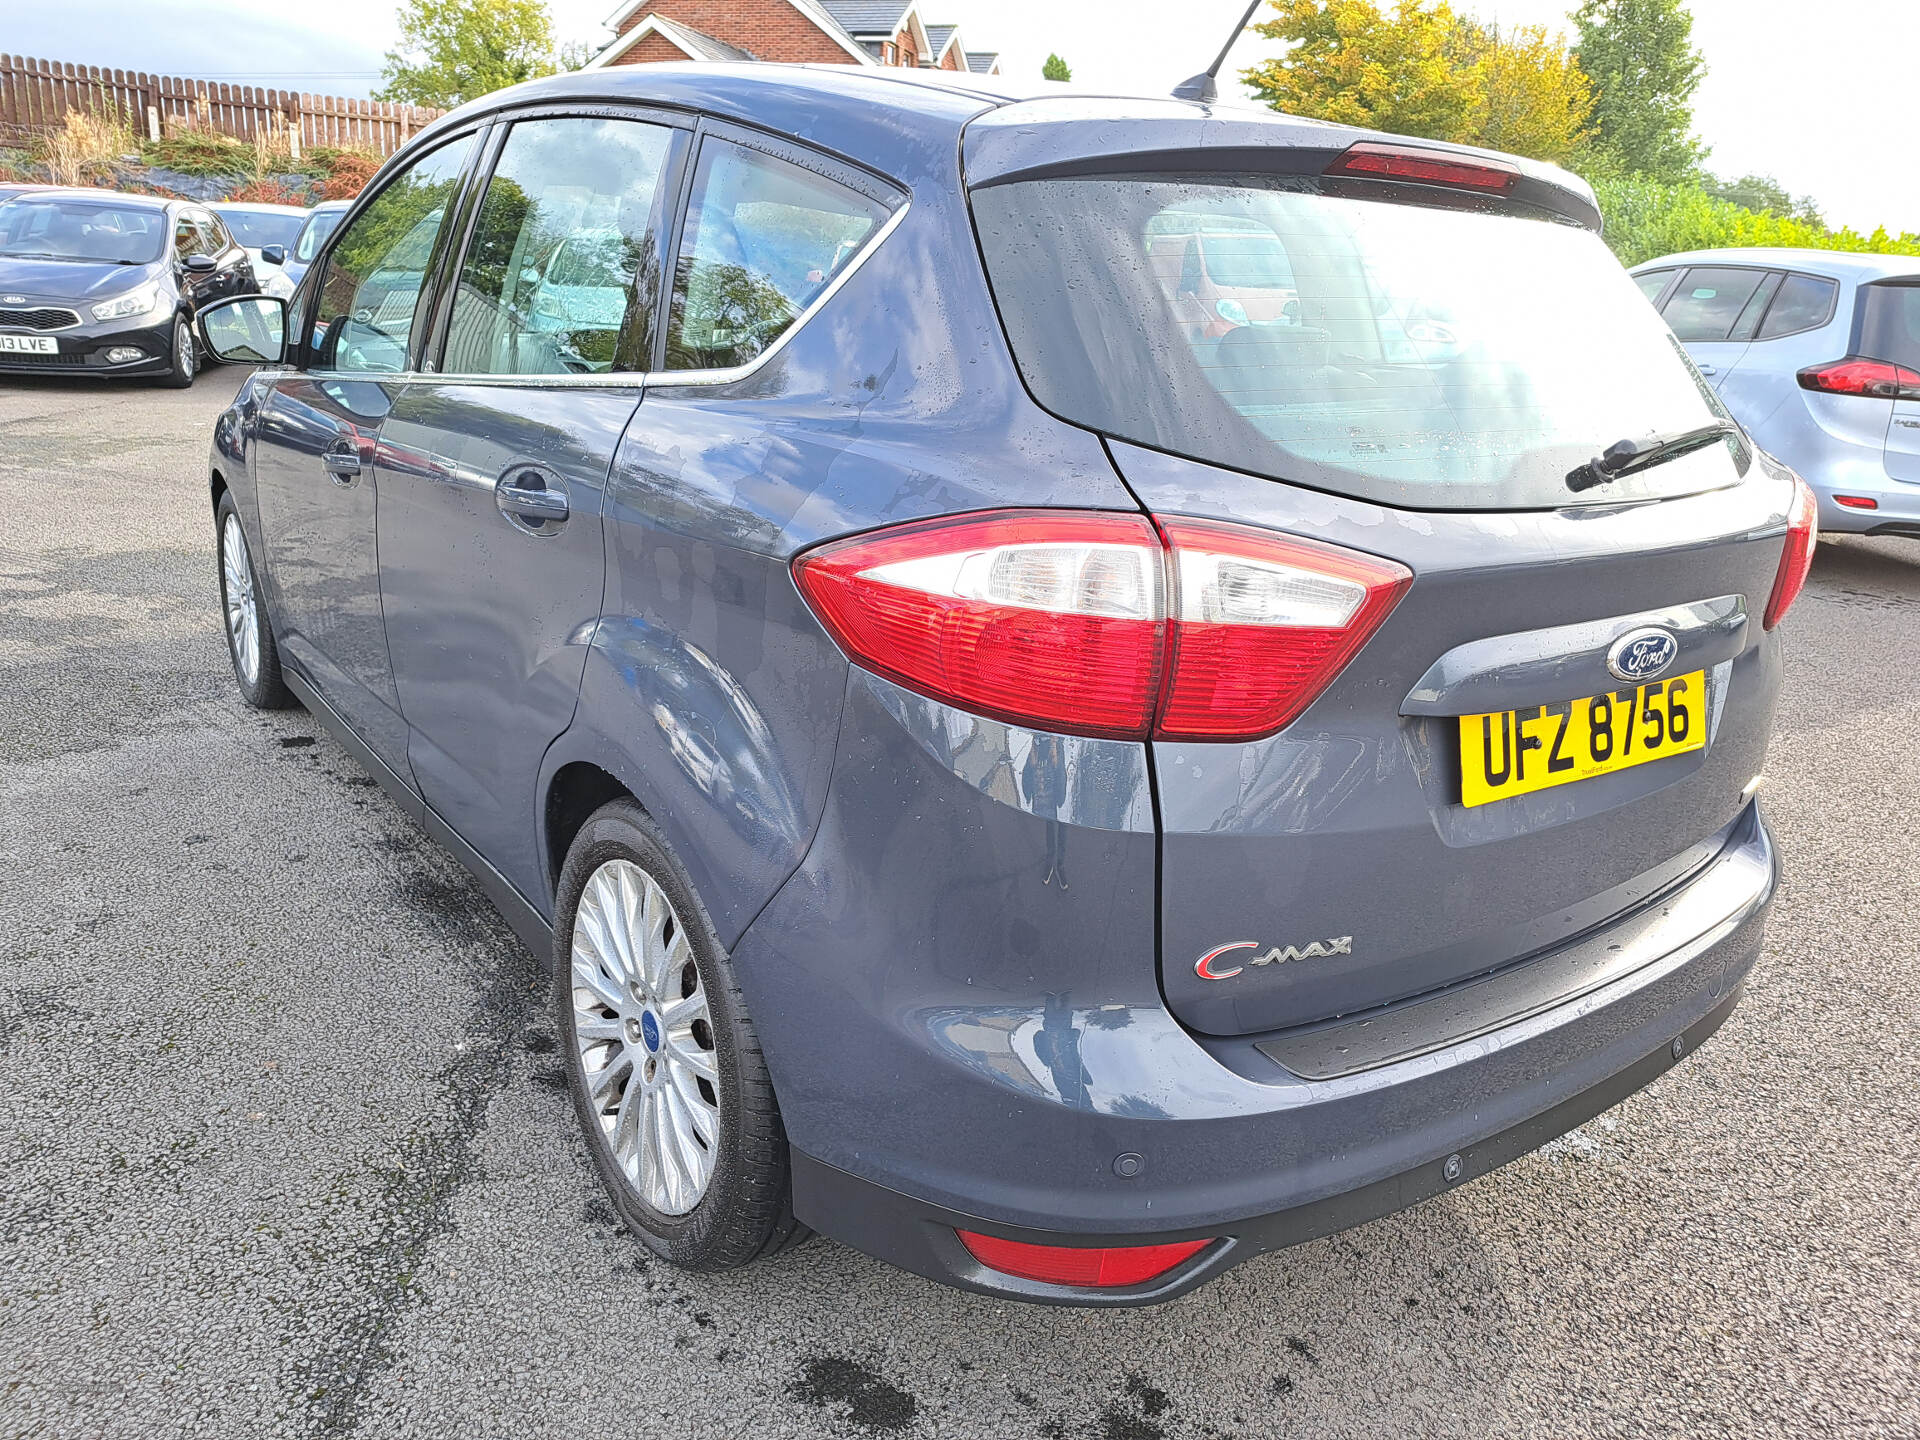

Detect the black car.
[{"left": 0, "top": 189, "right": 255, "bottom": 386}]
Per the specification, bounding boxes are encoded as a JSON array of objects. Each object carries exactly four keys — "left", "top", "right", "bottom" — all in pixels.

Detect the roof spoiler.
[{"left": 962, "top": 102, "right": 1602, "bottom": 233}]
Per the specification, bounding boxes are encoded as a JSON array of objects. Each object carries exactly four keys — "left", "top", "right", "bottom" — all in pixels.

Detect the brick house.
[{"left": 585, "top": 0, "right": 1002, "bottom": 76}]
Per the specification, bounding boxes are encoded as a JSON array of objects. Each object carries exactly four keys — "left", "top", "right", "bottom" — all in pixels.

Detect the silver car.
[{"left": 1632, "top": 247, "right": 1920, "bottom": 537}]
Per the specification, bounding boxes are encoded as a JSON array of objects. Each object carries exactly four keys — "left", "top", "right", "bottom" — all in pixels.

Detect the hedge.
[{"left": 1593, "top": 175, "right": 1920, "bottom": 268}]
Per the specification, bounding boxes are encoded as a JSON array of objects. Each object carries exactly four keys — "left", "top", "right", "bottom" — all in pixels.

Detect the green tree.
[
  {"left": 1240, "top": 2, "right": 1592, "bottom": 164},
  {"left": 1042, "top": 53, "right": 1072, "bottom": 82},
  {"left": 377, "top": 0, "right": 560, "bottom": 109},
  {"left": 1702, "top": 172, "right": 1824, "bottom": 228},
  {"left": 1571, "top": 0, "right": 1706, "bottom": 183},
  {"left": 1243, "top": 0, "right": 1482, "bottom": 144},
  {"left": 1463, "top": 21, "right": 1593, "bottom": 163}
]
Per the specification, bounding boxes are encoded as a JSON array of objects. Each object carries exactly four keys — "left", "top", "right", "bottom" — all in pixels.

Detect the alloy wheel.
[
  {"left": 570, "top": 858, "right": 721, "bottom": 1216},
  {"left": 221, "top": 514, "right": 260, "bottom": 685},
  {"left": 177, "top": 322, "right": 195, "bottom": 380}
]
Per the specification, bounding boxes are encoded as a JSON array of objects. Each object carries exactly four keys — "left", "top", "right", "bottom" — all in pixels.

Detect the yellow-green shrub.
[{"left": 1594, "top": 175, "right": 1920, "bottom": 267}]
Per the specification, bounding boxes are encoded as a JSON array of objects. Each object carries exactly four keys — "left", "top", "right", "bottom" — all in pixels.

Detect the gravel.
[{"left": 2, "top": 371, "right": 1916, "bottom": 1439}]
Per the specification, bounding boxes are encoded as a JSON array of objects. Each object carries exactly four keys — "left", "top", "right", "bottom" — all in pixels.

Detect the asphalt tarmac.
[{"left": 3, "top": 370, "right": 1915, "bottom": 1438}]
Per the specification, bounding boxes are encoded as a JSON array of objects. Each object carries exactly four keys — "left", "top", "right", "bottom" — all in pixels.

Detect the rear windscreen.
[
  {"left": 1860, "top": 281, "right": 1920, "bottom": 371},
  {"left": 972, "top": 175, "right": 1745, "bottom": 511}
]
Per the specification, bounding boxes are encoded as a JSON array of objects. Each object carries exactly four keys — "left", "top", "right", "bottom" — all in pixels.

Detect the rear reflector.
[
  {"left": 1327, "top": 142, "right": 1520, "bottom": 194},
  {"left": 1764, "top": 476, "right": 1818, "bottom": 630},
  {"left": 792, "top": 510, "right": 1411, "bottom": 743},
  {"left": 1797, "top": 357, "right": 1920, "bottom": 400},
  {"left": 1834, "top": 494, "right": 1879, "bottom": 510},
  {"left": 957, "top": 1230, "right": 1211, "bottom": 1288}
]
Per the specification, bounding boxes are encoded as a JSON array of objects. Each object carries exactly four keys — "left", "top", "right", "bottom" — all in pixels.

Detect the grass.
[
  {"left": 42, "top": 106, "right": 137, "bottom": 187},
  {"left": 140, "top": 126, "right": 343, "bottom": 181}
]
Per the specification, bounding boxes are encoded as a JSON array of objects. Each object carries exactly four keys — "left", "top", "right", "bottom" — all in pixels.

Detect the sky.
[{"left": 12, "top": 0, "right": 1916, "bottom": 234}]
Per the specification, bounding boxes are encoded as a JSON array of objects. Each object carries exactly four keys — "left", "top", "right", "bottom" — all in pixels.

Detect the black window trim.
[{"left": 418, "top": 103, "right": 696, "bottom": 384}]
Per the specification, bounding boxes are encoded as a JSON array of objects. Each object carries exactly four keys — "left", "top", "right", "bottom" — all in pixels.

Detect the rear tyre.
[
  {"left": 555, "top": 799, "right": 807, "bottom": 1270},
  {"left": 158, "top": 314, "right": 196, "bottom": 388},
  {"left": 216, "top": 494, "right": 293, "bottom": 709}
]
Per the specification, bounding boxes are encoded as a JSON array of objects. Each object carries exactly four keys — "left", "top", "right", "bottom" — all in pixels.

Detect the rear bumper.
[
  {"left": 1813, "top": 479, "right": 1920, "bottom": 535},
  {"left": 782, "top": 801, "right": 1777, "bottom": 1305},
  {"left": 796, "top": 985, "right": 1746, "bottom": 1305}
]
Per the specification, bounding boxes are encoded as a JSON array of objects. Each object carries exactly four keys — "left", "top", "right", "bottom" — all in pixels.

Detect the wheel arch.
[{"left": 544, "top": 759, "right": 634, "bottom": 900}]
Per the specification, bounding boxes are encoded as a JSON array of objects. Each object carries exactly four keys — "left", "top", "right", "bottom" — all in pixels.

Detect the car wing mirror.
[
  {"left": 183, "top": 253, "right": 218, "bottom": 273},
  {"left": 260, "top": 244, "right": 287, "bottom": 267},
  {"left": 199, "top": 295, "right": 287, "bottom": 366}
]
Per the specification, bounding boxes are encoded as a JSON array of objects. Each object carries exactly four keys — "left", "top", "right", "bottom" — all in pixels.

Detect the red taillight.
[
  {"left": 957, "top": 1230, "right": 1211, "bottom": 1288},
  {"left": 1796, "top": 357, "right": 1920, "bottom": 399},
  {"left": 792, "top": 511, "right": 1411, "bottom": 743},
  {"left": 1327, "top": 142, "right": 1519, "bottom": 194},
  {"left": 1157, "top": 518, "right": 1412, "bottom": 740},
  {"left": 792, "top": 510, "right": 1164, "bottom": 739},
  {"left": 1764, "top": 476, "right": 1818, "bottom": 630},
  {"left": 1834, "top": 494, "right": 1878, "bottom": 510}
]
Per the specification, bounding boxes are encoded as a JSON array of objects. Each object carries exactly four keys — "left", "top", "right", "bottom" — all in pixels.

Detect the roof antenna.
[{"left": 1173, "top": 0, "right": 1264, "bottom": 103}]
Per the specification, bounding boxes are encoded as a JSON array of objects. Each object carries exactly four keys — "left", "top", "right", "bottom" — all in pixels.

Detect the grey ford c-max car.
[{"left": 197, "top": 64, "right": 1810, "bottom": 1305}]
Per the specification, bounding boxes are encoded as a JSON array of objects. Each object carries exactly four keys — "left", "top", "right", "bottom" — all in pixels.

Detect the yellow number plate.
[{"left": 1458, "top": 670, "right": 1707, "bottom": 808}]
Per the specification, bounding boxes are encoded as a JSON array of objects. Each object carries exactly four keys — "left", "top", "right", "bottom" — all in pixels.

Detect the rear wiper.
[{"left": 1565, "top": 420, "right": 1738, "bottom": 493}]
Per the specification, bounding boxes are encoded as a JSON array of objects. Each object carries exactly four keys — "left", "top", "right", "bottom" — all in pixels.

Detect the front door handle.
[
  {"left": 1695, "top": 363, "right": 1717, "bottom": 376},
  {"left": 496, "top": 468, "right": 570, "bottom": 527}
]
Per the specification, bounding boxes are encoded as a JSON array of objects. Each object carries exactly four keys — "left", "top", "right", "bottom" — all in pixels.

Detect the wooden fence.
[{"left": 0, "top": 54, "right": 442, "bottom": 157}]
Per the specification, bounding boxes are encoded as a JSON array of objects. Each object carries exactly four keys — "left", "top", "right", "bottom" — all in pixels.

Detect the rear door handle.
[
  {"left": 495, "top": 468, "right": 570, "bottom": 527},
  {"left": 1695, "top": 363, "right": 1717, "bottom": 376},
  {"left": 322, "top": 442, "right": 364, "bottom": 482}
]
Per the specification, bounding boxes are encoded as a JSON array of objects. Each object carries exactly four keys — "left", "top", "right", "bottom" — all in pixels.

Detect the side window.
[
  {"left": 665, "top": 139, "right": 891, "bottom": 372},
  {"left": 1757, "top": 272, "right": 1840, "bottom": 340},
  {"left": 310, "top": 136, "right": 474, "bottom": 374},
  {"left": 1633, "top": 268, "right": 1674, "bottom": 304},
  {"left": 1660, "top": 267, "right": 1769, "bottom": 342},
  {"left": 443, "top": 116, "right": 676, "bottom": 377},
  {"left": 174, "top": 214, "right": 198, "bottom": 261},
  {"left": 198, "top": 211, "right": 233, "bottom": 254}
]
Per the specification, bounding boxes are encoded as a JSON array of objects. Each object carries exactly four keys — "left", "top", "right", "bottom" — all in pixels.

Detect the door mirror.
[
  {"left": 199, "top": 295, "right": 287, "bottom": 364},
  {"left": 183, "top": 253, "right": 218, "bottom": 273},
  {"left": 260, "top": 244, "right": 287, "bottom": 268}
]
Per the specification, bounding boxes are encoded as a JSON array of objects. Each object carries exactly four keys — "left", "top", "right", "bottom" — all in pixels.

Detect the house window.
[{"left": 882, "top": 42, "right": 894, "bottom": 62}]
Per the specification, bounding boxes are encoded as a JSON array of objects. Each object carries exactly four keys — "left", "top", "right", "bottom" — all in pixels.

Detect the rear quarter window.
[{"left": 1756, "top": 272, "right": 1838, "bottom": 339}]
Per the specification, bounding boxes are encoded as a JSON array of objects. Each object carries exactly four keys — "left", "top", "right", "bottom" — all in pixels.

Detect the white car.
[{"left": 210, "top": 202, "right": 307, "bottom": 300}]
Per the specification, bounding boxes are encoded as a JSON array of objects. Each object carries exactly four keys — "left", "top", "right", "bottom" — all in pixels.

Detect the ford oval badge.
[{"left": 1607, "top": 627, "right": 1679, "bottom": 682}]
